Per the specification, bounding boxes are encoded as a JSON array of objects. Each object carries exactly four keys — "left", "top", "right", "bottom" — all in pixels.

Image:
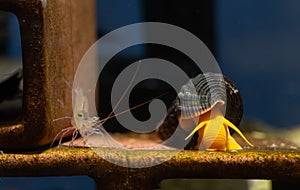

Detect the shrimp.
[
  {"left": 51, "top": 88, "right": 116, "bottom": 147},
  {"left": 51, "top": 62, "right": 142, "bottom": 148}
]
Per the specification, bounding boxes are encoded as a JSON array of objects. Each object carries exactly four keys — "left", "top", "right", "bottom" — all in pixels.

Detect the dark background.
[{"left": 96, "top": 0, "right": 300, "bottom": 129}]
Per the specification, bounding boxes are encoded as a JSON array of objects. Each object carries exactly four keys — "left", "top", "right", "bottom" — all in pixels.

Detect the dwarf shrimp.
[{"left": 51, "top": 62, "right": 142, "bottom": 148}]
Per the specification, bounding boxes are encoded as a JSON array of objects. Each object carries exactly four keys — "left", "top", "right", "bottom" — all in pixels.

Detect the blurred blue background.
[
  {"left": 1, "top": 0, "right": 300, "bottom": 189},
  {"left": 215, "top": 0, "right": 300, "bottom": 128}
]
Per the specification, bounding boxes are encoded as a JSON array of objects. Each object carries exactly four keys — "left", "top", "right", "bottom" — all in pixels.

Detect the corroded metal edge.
[
  {"left": 0, "top": 148, "right": 300, "bottom": 189},
  {"left": 0, "top": 0, "right": 97, "bottom": 150}
]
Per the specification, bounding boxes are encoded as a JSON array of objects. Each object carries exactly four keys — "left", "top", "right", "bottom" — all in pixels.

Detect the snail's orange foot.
[
  {"left": 185, "top": 120, "right": 208, "bottom": 140},
  {"left": 185, "top": 115, "right": 253, "bottom": 151},
  {"left": 226, "top": 133, "right": 243, "bottom": 150},
  {"left": 223, "top": 118, "right": 254, "bottom": 148}
]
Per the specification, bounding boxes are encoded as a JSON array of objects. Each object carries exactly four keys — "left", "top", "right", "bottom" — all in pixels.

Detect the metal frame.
[
  {"left": 0, "top": 148, "right": 300, "bottom": 189},
  {"left": 0, "top": 0, "right": 96, "bottom": 150}
]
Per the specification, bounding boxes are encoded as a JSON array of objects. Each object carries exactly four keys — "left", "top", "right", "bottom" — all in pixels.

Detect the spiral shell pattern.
[{"left": 176, "top": 73, "right": 227, "bottom": 119}]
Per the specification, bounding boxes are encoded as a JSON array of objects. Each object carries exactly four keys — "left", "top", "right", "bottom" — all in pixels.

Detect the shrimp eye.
[{"left": 77, "top": 113, "right": 84, "bottom": 118}]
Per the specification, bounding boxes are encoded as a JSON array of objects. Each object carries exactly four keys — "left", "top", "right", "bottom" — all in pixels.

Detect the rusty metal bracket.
[
  {"left": 1, "top": 148, "right": 300, "bottom": 190},
  {"left": 0, "top": 0, "right": 96, "bottom": 150}
]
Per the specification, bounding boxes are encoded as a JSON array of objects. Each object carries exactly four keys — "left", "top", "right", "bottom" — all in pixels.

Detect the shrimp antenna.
[
  {"left": 98, "top": 92, "right": 168, "bottom": 123},
  {"left": 101, "top": 61, "right": 141, "bottom": 124},
  {"left": 63, "top": 78, "right": 73, "bottom": 90}
]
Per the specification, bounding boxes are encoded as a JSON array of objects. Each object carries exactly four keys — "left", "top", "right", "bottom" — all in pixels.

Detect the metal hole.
[
  {"left": 0, "top": 11, "right": 22, "bottom": 123},
  {"left": 0, "top": 176, "right": 96, "bottom": 190}
]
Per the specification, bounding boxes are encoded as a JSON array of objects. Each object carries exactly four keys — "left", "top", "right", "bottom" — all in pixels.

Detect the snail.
[{"left": 157, "top": 72, "right": 253, "bottom": 151}]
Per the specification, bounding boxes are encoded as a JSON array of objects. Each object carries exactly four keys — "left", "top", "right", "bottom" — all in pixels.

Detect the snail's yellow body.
[{"left": 185, "top": 108, "right": 253, "bottom": 151}]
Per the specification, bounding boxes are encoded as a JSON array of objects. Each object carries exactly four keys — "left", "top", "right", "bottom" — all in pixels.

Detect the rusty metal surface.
[
  {"left": 0, "top": 131, "right": 300, "bottom": 190},
  {"left": 0, "top": 0, "right": 96, "bottom": 150},
  {"left": 0, "top": 147, "right": 300, "bottom": 190}
]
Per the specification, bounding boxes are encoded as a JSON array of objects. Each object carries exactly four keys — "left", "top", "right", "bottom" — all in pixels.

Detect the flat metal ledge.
[{"left": 1, "top": 148, "right": 300, "bottom": 189}]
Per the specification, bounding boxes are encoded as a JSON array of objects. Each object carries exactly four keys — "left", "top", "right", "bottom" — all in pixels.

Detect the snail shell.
[{"left": 157, "top": 72, "right": 244, "bottom": 149}]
